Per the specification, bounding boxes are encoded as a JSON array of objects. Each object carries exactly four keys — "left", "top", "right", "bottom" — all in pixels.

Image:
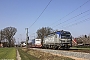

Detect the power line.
[
  {"left": 61, "top": 13, "right": 90, "bottom": 28},
  {"left": 52, "top": 9, "right": 90, "bottom": 28},
  {"left": 63, "top": 18, "right": 90, "bottom": 29},
  {"left": 29, "top": 0, "right": 52, "bottom": 28},
  {"left": 49, "top": 0, "right": 90, "bottom": 27}
]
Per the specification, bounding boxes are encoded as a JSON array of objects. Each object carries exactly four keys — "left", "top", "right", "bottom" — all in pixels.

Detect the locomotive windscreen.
[{"left": 61, "top": 32, "right": 71, "bottom": 39}]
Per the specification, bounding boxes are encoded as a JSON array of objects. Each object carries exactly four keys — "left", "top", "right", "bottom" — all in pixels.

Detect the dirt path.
[{"left": 16, "top": 49, "right": 21, "bottom": 60}]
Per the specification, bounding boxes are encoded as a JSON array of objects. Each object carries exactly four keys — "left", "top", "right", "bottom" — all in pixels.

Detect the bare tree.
[
  {"left": 36, "top": 27, "right": 53, "bottom": 44},
  {"left": 3, "top": 27, "right": 17, "bottom": 47},
  {"left": 0, "top": 30, "right": 6, "bottom": 42},
  {"left": 0, "top": 30, "right": 2, "bottom": 43},
  {"left": 77, "top": 34, "right": 90, "bottom": 46},
  {"left": 11, "top": 37, "right": 16, "bottom": 47}
]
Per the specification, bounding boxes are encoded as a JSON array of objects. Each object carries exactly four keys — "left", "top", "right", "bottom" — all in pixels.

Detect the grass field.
[
  {"left": 18, "top": 48, "right": 39, "bottom": 60},
  {"left": 0, "top": 48, "right": 16, "bottom": 60}
]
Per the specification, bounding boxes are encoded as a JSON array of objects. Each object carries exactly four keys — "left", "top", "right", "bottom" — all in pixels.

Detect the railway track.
[{"left": 30, "top": 48, "right": 90, "bottom": 60}]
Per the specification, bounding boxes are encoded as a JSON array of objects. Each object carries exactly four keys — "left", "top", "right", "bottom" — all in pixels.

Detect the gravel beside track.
[{"left": 31, "top": 48, "right": 90, "bottom": 60}]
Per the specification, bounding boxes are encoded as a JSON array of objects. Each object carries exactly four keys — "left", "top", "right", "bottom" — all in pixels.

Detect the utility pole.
[{"left": 25, "top": 28, "right": 29, "bottom": 48}]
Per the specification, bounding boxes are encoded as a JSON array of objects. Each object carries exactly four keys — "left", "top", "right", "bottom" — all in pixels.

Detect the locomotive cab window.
[{"left": 61, "top": 32, "right": 71, "bottom": 39}]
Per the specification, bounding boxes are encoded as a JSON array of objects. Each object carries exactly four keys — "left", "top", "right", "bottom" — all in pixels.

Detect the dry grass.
[{"left": 22, "top": 48, "right": 74, "bottom": 60}]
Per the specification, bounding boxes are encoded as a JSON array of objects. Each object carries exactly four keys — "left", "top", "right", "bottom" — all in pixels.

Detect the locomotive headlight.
[
  {"left": 68, "top": 44, "right": 71, "bottom": 46},
  {"left": 67, "top": 39, "right": 71, "bottom": 42}
]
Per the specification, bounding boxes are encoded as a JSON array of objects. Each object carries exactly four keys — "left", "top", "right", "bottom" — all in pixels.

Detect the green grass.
[
  {"left": 18, "top": 48, "right": 39, "bottom": 60},
  {"left": 0, "top": 48, "right": 16, "bottom": 60}
]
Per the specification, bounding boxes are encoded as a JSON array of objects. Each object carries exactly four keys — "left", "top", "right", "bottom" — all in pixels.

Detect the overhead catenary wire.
[
  {"left": 28, "top": 0, "right": 90, "bottom": 34},
  {"left": 61, "top": 13, "right": 90, "bottom": 28},
  {"left": 29, "top": 0, "right": 52, "bottom": 28},
  {"left": 49, "top": 0, "right": 90, "bottom": 27},
  {"left": 52, "top": 9, "right": 90, "bottom": 28},
  {"left": 62, "top": 18, "right": 90, "bottom": 29}
]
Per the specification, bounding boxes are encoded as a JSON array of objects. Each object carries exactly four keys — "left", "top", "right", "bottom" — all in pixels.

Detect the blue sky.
[{"left": 0, "top": 0, "right": 90, "bottom": 43}]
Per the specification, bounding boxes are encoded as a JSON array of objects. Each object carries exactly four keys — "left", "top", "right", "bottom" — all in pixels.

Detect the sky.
[{"left": 0, "top": 0, "right": 90, "bottom": 43}]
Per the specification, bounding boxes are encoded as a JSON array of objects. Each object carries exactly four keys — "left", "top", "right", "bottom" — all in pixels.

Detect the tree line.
[{"left": 1, "top": 26, "right": 89, "bottom": 47}]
